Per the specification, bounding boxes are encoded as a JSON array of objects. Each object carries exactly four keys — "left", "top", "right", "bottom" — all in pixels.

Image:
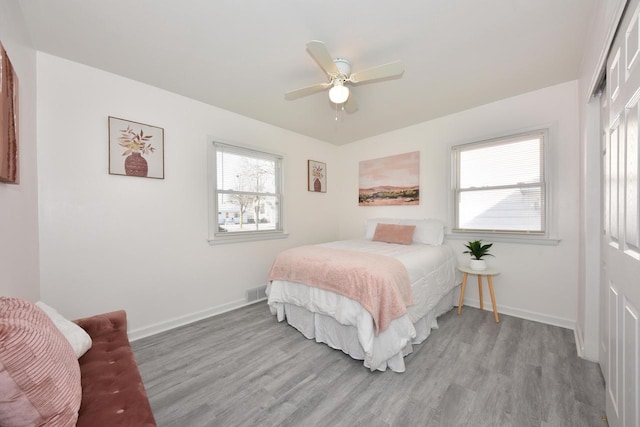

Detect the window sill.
[
  {"left": 208, "top": 231, "right": 289, "bottom": 245},
  {"left": 445, "top": 232, "right": 560, "bottom": 246}
]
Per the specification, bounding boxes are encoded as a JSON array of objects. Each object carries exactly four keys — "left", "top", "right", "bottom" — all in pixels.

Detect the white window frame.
[
  {"left": 208, "top": 140, "right": 287, "bottom": 245},
  {"left": 449, "top": 127, "right": 559, "bottom": 245}
]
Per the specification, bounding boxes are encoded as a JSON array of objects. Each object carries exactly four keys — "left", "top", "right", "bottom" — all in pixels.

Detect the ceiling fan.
[{"left": 285, "top": 40, "right": 405, "bottom": 106}]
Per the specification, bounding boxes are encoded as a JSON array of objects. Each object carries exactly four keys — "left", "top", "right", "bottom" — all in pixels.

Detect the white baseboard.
[
  {"left": 128, "top": 298, "right": 266, "bottom": 341},
  {"left": 130, "top": 297, "right": 576, "bottom": 344},
  {"left": 462, "top": 298, "right": 575, "bottom": 330}
]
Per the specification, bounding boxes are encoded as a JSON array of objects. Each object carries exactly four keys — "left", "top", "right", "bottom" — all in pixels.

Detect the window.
[
  {"left": 452, "top": 130, "right": 547, "bottom": 235},
  {"left": 209, "top": 142, "right": 284, "bottom": 243}
]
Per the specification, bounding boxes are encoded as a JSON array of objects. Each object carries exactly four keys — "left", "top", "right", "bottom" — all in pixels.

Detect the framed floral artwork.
[
  {"left": 108, "top": 116, "right": 164, "bottom": 179},
  {"left": 0, "top": 42, "right": 19, "bottom": 184},
  {"left": 308, "top": 160, "right": 326, "bottom": 193}
]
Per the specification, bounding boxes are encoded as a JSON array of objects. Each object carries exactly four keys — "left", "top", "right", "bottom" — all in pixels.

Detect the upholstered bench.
[
  {"left": 74, "top": 310, "right": 156, "bottom": 426},
  {"left": 0, "top": 298, "right": 156, "bottom": 426}
]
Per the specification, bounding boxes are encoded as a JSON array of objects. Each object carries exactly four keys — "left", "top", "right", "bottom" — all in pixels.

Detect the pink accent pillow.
[
  {"left": 0, "top": 297, "right": 81, "bottom": 427},
  {"left": 372, "top": 223, "right": 416, "bottom": 245},
  {"left": 365, "top": 218, "right": 445, "bottom": 245}
]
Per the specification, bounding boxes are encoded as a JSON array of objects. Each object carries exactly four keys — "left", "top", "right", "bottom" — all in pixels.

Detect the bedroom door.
[{"left": 603, "top": 0, "right": 640, "bottom": 425}]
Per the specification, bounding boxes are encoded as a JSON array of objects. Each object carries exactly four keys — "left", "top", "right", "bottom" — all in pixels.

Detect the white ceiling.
[{"left": 18, "top": 0, "right": 598, "bottom": 145}]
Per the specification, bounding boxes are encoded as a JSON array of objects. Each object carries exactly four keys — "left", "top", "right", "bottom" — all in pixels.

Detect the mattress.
[{"left": 267, "top": 239, "right": 460, "bottom": 372}]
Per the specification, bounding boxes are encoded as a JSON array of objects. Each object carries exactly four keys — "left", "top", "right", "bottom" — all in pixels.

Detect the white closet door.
[{"left": 603, "top": 0, "right": 640, "bottom": 425}]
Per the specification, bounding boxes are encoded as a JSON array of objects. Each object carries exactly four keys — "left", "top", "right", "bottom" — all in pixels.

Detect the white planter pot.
[{"left": 469, "top": 259, "right": 486, "bottom": 270}]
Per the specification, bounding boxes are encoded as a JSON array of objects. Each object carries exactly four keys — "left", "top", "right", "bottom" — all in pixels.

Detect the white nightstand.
[{"left": 457, "top": 265, "right": 501, "bottom": 323}]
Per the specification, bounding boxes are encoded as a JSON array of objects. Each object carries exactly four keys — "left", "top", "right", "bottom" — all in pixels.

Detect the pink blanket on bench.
[{"left": 268, "top": 245, "right": 414, "bottom": 334}]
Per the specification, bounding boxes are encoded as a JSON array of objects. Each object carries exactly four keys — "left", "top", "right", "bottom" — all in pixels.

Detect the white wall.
[
  {"left": 337, "top": 81, "right": 580, "bottom": 328},
  {"left": 36, "top": 53, "right": 339, "bottom": 336},
  {"left": 0, "top": 0, "right": 40, "bottom": 301}
]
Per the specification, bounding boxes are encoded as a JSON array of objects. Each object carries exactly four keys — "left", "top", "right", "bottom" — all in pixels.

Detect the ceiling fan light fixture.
[
  {"left": 329, "top": 82, "right": 349, "bottom": 104},
  {"left": 285, "top": 41, "right": 404, "bottom": 107}
]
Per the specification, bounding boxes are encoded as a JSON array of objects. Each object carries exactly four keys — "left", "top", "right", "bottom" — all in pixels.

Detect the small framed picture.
[
  {"left": 308, "top": 160, "right": 326, "bottom": 193},
  {"left": 0, "top": 42, "right": 19, "bottom": 184},
  {"left": 108, "top": 116, "right": 164, "bottom": 179}
]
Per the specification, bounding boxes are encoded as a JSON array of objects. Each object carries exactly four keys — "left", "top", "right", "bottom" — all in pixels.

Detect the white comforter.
[{"left": 267, "top": 239, "right": 459, "bottom": 372}]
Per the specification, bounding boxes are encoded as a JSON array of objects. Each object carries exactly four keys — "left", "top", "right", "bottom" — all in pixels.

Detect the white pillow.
[
  {"left": 399, "top": 218, "right": 445, "bottom": 245},
  {"left": 35, "top": 301, "right": 92, "bottom": 358},
  {"left": 365, "top": 218, "right": 445, "bottom": 245}
]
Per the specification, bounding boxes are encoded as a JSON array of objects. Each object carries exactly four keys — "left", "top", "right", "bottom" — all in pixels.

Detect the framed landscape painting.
[
  {"left": 358, "top": 151, "right": 419, "bottom": 206},
  {"left": 108, "top": 116, "right": 164, "bottom": 179}
]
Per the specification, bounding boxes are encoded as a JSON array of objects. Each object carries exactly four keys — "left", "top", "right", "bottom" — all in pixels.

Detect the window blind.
[
  {"left": 453, "top": 131, "right": 546, "bottom": 234},
  {"left": 213, "top": 142, "right": 282, "bottom": 235}
]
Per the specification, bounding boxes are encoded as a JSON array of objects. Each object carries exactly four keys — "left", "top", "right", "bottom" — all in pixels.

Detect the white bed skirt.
[{"left": 270, "top": 285, "right": 460, "bottom": 373}]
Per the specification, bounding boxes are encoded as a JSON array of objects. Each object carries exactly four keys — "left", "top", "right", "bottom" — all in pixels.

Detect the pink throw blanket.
[{"left": 268, "top": 245, "right": 414, "bottom": 335}]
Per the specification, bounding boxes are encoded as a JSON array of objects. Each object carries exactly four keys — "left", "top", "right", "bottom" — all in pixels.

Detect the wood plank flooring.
[{"left": 132, "top": 302, "right": 606, "bottom": 427}]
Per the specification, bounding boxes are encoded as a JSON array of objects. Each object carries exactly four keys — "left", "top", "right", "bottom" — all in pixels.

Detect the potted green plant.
[{"left": 463, "top": 240, "right": 494, "bottom": 270}]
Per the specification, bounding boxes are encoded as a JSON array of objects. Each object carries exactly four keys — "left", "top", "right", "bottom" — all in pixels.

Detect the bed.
[{"left": 266, "top": 218, "right": 460, "bottom": 372}]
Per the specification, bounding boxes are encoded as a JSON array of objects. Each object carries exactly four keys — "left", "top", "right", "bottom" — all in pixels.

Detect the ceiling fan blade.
[
  {"left": 306, "top": 40, "right": 339, "bottom": 75},
  {"left": 284, "top": 82, "right": 331, "bottom": 100},
  {"left": 349, "top": 60, "right": 404, "bottom": 83}
]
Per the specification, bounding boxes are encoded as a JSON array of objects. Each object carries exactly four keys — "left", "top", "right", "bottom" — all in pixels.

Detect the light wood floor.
[{"left": 132, "top": 302, "right": 606, "bottom": 427}]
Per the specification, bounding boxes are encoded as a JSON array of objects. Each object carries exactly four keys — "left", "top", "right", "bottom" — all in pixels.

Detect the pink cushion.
[
  {"left": 0, "top": 297, "right": 81, "bottom": 427},
  {"left": 372, "top": 223, "right": 416, "bottom": 245}
]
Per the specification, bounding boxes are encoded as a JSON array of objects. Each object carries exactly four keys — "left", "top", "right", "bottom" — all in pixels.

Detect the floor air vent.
[{"left": 246, "top": 285, "right": 267, "bottom": 302}]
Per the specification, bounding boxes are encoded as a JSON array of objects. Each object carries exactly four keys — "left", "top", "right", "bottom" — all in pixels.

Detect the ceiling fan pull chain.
[{"left": 335, "top": 104, "right": 346, "bottom": 122}]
